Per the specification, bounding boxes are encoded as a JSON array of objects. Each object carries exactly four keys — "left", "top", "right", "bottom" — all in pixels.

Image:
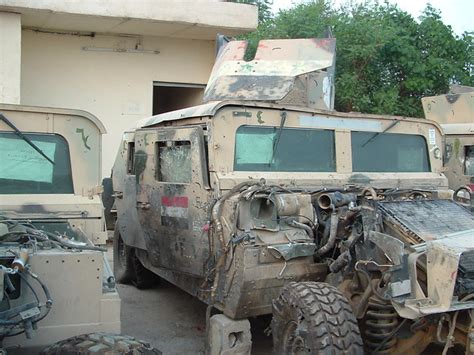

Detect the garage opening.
[{"left": 152, "top": 82, "right": 206, "bottom": 115}]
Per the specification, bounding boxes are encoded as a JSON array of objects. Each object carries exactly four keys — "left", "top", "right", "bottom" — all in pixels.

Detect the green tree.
[{"left": 239, "top": 1, "right": 473, "bottom": 117}]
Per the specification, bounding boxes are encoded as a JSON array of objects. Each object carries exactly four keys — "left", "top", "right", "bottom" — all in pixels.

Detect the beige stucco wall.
[
  {"left": 0, "top": 12, "right": 21, "bottom": 104},
  {"left": 21, "top": 30, "right": 215, "bottom": 176}
]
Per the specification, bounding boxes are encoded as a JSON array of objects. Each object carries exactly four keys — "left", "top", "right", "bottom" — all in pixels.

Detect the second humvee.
[
  {"left": 422, "top": 89, "right": 474, "bottom": 210},
  {"left": 0, "top": 104, "right": 157, "bottom": 354}
]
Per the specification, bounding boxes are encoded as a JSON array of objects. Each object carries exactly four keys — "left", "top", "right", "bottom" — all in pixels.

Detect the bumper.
[{"left": 393, "top": 229, "right": 474, "bottom": 319}]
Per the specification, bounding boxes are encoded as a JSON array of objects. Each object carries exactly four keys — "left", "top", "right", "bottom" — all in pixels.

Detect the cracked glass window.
[
  {"left": 157, "top": 141, "right": 191, "bottom": 183},
  {"left": 351, "top": 131, "right": 430, "bottom": 172},
  {"left": 465, "top": 146, "right": 474, "bottom": 176},
  {"left": 234, "top": 126, "right": 335, "bottom": 172},
  {"left": 0, "top": 132, "right": 74, "bottom": 194}
]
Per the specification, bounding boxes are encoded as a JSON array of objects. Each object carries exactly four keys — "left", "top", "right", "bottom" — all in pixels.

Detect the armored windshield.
[
  {"left": 352, "top": 131, "right": 430, "bottom": 172},
  {"left": 234, "top": 126, "right": 335, "bottom": 172},
  {"left": 0, "top": 132, "right": 74, "bottom": 194}
]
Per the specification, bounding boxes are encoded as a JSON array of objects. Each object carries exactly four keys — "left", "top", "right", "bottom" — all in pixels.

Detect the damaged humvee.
[{"left": 112, "top": 39, "right": 474, "bottom": 354}]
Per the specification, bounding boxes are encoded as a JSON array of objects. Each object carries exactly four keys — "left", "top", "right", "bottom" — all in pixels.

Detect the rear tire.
[
  {"left": 113, "top": 226, "right": 159, "bottom": 289},
  {"left": 41, "top": 332, "right": 161, "bottom": 354},
  {"left": 132, "top": 251, "right": 160, "bottom": 290},
  {"left": 272, "top": 281, "right": 363, "bottom": 355},
  {"left": 113, "top": 226, "right": 134, "bottom": 284}
]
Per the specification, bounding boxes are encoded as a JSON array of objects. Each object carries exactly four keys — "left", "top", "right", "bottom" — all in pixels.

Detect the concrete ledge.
[{"left": 0, "top": 0, "right": 258, "bottom": 39}]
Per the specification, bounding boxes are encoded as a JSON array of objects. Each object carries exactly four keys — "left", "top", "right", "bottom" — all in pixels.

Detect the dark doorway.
[{"left": 152, "top": 82, "right": 206, "bottom": 115}]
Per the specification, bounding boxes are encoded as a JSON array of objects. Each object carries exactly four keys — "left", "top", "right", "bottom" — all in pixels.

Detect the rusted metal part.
[
  {"left": 378, "top": 199, "right": 474, "bottom": 241},
  {"left": 203, "top": 38, "right": 336, "bottom": 110},
  {"left": 394, "top": 230, "right": 474, "bottom": 319}
]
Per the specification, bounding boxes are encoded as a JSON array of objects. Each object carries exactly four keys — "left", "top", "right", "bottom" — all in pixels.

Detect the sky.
[{"left": 271, "top": 0, "right": 473, "bottom": 35}]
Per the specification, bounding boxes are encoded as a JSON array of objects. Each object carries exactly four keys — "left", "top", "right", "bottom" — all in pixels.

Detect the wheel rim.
[{"left": 282, "top": 320, "right": 309, "bottom": 355}]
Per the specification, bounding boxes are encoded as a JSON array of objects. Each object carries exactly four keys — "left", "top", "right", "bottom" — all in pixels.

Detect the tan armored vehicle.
[
  {"left": 422, "top": 89, "right": 474, "bottom": 209},
  {"left": 112, "top": 39, "right": 474, "bottom": 354},
  {"left": 0, "top": 104, "right": 157, "bottom": 354}
]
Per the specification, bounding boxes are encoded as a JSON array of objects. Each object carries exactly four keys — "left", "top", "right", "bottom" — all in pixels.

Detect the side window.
[
  {"left": 126, "top": 142, "right": 135, "bottom": 174},
  {"left": 234, "top": 126, "right": 336, "bottom": 172},
  {"left": 156, "top": 141, "right": 191, "bottom": 183},
  {"left": 466, "top": 146, "right": 474, "bottom": 176},
  {"left": 351, "top": 131, "right": 430, "bottom": 172}
]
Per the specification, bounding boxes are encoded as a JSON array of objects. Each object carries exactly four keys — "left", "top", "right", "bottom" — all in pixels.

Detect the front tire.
[
  {"left": 113, "top": 226, "right": 135, "bottom": 284},
  {"left": 272, "top": 282, "right": 363, "bottom": 355}
]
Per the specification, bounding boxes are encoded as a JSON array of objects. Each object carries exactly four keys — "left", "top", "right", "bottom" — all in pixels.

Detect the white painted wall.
[
  {"left": 0, "top": 12, "right": 21, "bottom": 104},
  {"left": 21, "top": 30, "right": 215, "bottom": 176}
]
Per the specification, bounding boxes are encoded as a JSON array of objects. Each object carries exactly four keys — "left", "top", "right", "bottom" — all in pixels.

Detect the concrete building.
[{"left": 0, "top": 0, "right": 257, "bottom": 176}]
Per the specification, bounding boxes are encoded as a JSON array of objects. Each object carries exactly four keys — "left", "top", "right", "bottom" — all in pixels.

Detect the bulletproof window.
[
  {"left": 0, "top": 132, "right": 74, "bottom": 194},
  {"left": 465, "top": 146, "right": 474, "bottom": 175},
  {"left": 351, "top": 131, "right": 430, "bottom": 172},
  {"left": 234, "top": 126, "right": 336, "bottom": 172},
  {"left": 127, "top": 142, "right": 135, "bottom": 174},
  {"left": 156, "top": 141, "right": 191, "bottom": 183}
]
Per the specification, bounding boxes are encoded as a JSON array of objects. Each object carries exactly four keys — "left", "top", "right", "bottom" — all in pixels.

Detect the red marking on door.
[{"left": 161, "top": 196, "right": 188, "bottom": 208}]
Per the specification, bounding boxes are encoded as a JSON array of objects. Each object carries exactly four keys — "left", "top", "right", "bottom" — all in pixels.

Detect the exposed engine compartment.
[
  {"left": 204, "top": 180, "right": 474, "bottom": 353},
  {"left": 0, "top": 217, "right": 116, "bottom": 349}
]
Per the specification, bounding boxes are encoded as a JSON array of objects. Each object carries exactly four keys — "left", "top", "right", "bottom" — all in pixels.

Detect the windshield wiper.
[
  {"left": 0, "top": 113, "right": 55, "bottom": 165},
  {"left": 361, "top": 119, "right": 402, "bottom": 148},
  {"left": 269, "top": 111, "right": 287, "bottom": 166}
]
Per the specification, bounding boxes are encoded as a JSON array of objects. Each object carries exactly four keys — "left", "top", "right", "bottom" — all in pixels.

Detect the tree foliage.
[{"left": 239, "top": 0, "right": 473, "bottom": 117}]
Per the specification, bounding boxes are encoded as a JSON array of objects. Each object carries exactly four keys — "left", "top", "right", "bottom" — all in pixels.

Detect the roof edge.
[
  {"left": 139, "top": 100, "right": 443, "bottom": 133},
  {"left": 0, "top": 103, "right": 107, "bottom": 134}
]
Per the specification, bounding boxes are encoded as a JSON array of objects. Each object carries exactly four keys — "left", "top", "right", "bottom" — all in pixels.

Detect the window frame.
[{"left": 0, "top": 131, "right": 74, "bottom": 194}]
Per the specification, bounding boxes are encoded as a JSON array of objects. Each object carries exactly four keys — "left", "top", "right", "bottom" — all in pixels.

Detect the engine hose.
[
  {"left": 361, "top": 187, "right": 378, "bottom": 200},
  {"left": 43, "top": 232, "right": 107, "bottom": 252},
  {"left": 211, "top": 181, "right": 261, "bottom": 252},
  {"left": 316, "top": 211, "right": 338, "bottom": 257},
  {"left": 0, "top": 271, "right": 52, "bottom": 327},
  {"left": 329, "top": 250, "right": 349, "bottom": 273},
  {"left": 210, "top": 180, "right": 263, "bottom": 299},
  {"left": 288, "top": 220, "right": 314, "bottom": 240},
  {"left": 12, "top": 226, "right": 106, "bottom": 252}
]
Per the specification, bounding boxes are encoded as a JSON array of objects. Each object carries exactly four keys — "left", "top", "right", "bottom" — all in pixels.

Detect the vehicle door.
[{"left": 133, "top": 126, "right": 210, "bottom": 276}]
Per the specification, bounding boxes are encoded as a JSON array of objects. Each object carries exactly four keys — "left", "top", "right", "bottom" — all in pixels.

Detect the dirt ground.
[
  {"left": 107, "top": 244, "right": 446, "bottom": 355},
  {"left": 107, "top": 243, "right": 272, "bottom": 354}
]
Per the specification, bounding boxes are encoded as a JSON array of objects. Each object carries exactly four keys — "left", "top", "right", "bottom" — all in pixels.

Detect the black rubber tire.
[
  {"left": 41, "top": 332, "right": 161, "bottom": 354},
  {"left": 113, "top": 226, "right": 135, "bottom": 284},
  {"left": 101, "top": 177, "right": 116, "bottom": 230},
  {"left": 272, "top": 281, "right": 364, "bottom": 355},
  {"left": 132, "top": 252, "right": 160, "bottom": 290}
]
